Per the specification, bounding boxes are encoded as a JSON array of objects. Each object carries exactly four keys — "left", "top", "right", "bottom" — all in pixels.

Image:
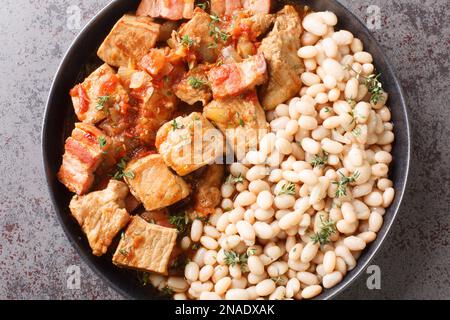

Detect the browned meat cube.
[
  {"left": 173, "top": 64, "right": 212, "bottom": 105},
  {"left": 241, "top": 13, "right": 275, "bottom": 37},
  {"left": 176, "top": 9, "right": 220, "bottom": 63},
  {"left": 156, "top": 112, "right": 225, "bottom": 176},
  {"left": 112, "top": 215, "right": 178, "bottom": 274},
  {"left": 97, "top": 14, "right": 160, "bottom": 68},
  {"left": 194, "top": 164, "right": 225, "bottom": 216},
  {"left": 58, "top": 123, "right": 110, "bottom": 195},
  {"left": 137, "top": 0, "right": 194, "bottom": 20},
  {"left": 207, "top": 53, "right": 267, "bottom": 99},
  {"left": 69, "top": 180, "right": 131, "bottom": 256},
  {"left": 203, "top": 91, "right": 267, "bottom": 158},
  {"left": 124, "top": 154, "right": 191, "bottom": 211},
  {"left": 69, "top": 64, "right": 129, "bottom": 124},
  {"left": 258, "top": 5, "right": 304, "bottom": 110}
]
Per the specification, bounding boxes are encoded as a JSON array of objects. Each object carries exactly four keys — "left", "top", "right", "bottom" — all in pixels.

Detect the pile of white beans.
[{"left": 150, "top": 10, "right": 395, "bottom": 300}]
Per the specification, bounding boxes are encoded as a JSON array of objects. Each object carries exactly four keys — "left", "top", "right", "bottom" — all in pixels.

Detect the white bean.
[
  {"left": 185, "top": 262, "right": 200, "bottom": 282},
  {"left": 225, "top": 289, "right": 250, "bottom": 300},
  {"left": 301, "top": 242, "right": 319, "bottom": 263},
  {"left": 254, "top": 222, "right": 274, "bottom": 239},
  {"left": 301, "top": 285, "right": 322, "bottom": 299},
  {"left": 236, "top": 220, "right": 255, "bottom": 241},
  {"left": 298, "top": 46, "right": 318, "bottom": 59},
  {"left": 235, "top": 191, "right": 257, "bottom": 207},
  {"left": 322, "top": 271, "right": 343, "bottom": 289},
  {"left": 383, "top": 187, "right": 395, "bottom": 207},
  {"left": 343, "top": 236, "right": 366, "bottom": 251},
  {"left": 255, "top": 279, "right": 276, "bottom": 297}
]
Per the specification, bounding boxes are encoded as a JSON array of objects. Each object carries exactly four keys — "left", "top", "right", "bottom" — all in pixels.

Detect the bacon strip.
[
  {"left": 58, "top": 123, "right": 109, "bottom": 195},
  {"left": 137, "top": 0, "right": 194, "bottom": 20},
  {"left": 207, "top": 53, "right": 267, "bottom": 99}
]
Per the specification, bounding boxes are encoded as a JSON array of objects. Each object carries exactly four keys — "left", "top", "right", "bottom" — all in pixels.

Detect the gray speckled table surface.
[{"left": 0, "top": 0, "right": 448, "bottom": 300}]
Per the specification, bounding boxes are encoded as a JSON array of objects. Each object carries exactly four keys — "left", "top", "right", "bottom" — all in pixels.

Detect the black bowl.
[{"left": 42, "top": 0, "right": 411, "bottom": 299}]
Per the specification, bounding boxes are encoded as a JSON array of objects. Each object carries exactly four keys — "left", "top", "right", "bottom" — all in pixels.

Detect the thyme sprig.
[
  {"left": 333, "top": 171, "right": 360, "bottom": 198},
  {"left": 278, "top": 182, "right": 296, "bottom": 196},
  {"left": 311, "top": 216, "right": 337, "bottom": 246},
  {"left": 187, "top": 76, "right": 207, "bottom": 89},
  {"left": 345, "top": 65, "right": 385, "bottom": 105},
  {"left": 224, "top": 249, "right": 255, "bottom": 267},
  {"left": 311, "top": 151, "right": 329, "bottom": 168},
  {"left": 113, "top": 158, "right": 135, "bottom": 180},
  {"left": 226, "top": 173, "right": 244, "bottom": 184}
]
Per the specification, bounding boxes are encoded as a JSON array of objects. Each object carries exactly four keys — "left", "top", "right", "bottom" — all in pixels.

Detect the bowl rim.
[{"left": 41, "top": 0, "right": 411, "bottom": 300}]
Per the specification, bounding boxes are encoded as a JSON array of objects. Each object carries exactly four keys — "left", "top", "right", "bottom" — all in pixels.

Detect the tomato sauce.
[{"left": 70, "top": 84, "right": 90, "bottom": 114}]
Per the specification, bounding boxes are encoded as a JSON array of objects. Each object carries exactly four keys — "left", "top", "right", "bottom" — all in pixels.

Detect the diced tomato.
[
  {"left": 139, "top": 49, "right": 168, "bottom": 76},
  {"left": 99, "top": 74, "right": 119, "bottom": 95},
  {"left": 71, "top": 84, "right": 90, "bottom": 114}
]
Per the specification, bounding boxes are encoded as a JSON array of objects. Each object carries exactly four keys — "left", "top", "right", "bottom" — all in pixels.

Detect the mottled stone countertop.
[{"left": 0, "top": 0, "right": 448, "bottom": 299}]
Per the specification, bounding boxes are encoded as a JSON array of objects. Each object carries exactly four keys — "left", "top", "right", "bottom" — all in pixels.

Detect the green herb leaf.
[
  {"left": 208, "top": 42, "right": 218, "bottom": 49},
  {"left": 311, "top": 216, "right": 337, "bottom": 246},
  {"left": 332, "top": 171, "right": 360, "bottom": 198},
  {"left": 119, "top": 248, "right": 128, "bottom": 256},
  {"left": 96, "top": 95, "right": 110, "bottom": 110},
  {"left": 209, "top": 14, "right": 220, "bottom": 23},
  {"left": 98, "top": 136, "right": 107, "bottom": 149},
  {"left": 311, "top": 152, "right": 329, "bottom": 168},
  {"left": 352, "top": 126, "right": 362, "bottom": 137},
  {"left": 171, "top": 119, "right": 184, "bottom": 131},
  {"left": 188, "top": 76, "right": 207, "bottom": 89},
  {"left": 113, "top": 157, "right": 129, "bottom": 180},
  {"left": 123, "top": 170, "right": 135, "bottom": 179},
  {"left": 169, "top": 213, "right": 190, "bottom": 234},
  {"left": 141, "top": 272, "right": 149, "bottom": 286},
  {"left": 226, "top": 173, "right": 244, "bottom": 184},
  {"left": 181, "top": 35, "right": 194, "bottom": 48},
  {"left": 278, "top": 182, "right": 296, "bottom": 196},
  {"left": 224, "top": 250, "right": 249, "bottom": 267},
  {"left": 161, "top": 286, "right": 173, "bottom": 296},
  {"left": 364, "top": 73, "right": 385, "bottom": 104},
  {"left": 197, "top": 2, "right": 207, "bottom": 10}
]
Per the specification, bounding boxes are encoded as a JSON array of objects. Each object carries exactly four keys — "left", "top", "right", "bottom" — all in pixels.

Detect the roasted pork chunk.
[
  {"left": 173, "top": 64, "right": 212, "bottom": 105},
  {"left": 176, "top": 9, "right": 221, "bottom": 63},
  {"left": 58, "top": 123, "right": 110, "bottom": 195},
  {"left": 203, "top": 91, "right": 267, "bottom": 158},
  {"left": 112, "top": 216, "right": 178, "bottom": 274},
  {"left": 70, "top": 64, "right": 129, "bottom": 124},
  {"left": 69, "top": 180, "right": 130, "bottom": 256},
  {"left": 97, "top": 14, "right": 160, "bottom": 68},
  {"left": 194, "top": 164, "right": 224, "bottom": 216},
  {"left": 99, "top": 64, "right": 178, "bottom": 150},
  {"left": 124, "top": 154, "right": 191, "bottom": 211},
  {"left": 156, "top": 112, "right": 225, "bottom": 176},
  {"left": 137, "top": 0, "right": 194, "bottom": 20},
  {"left": 258, "top": 5, "right": 304, "bottom": 110},
  {"left": 207, "top": 53, "right": 267, "bottom": 99}
]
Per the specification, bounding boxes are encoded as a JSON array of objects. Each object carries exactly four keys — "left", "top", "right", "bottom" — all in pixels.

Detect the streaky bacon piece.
[
  {"left": 207, "top": 53, "right": 267, "bottom": 98},
  {"left": 137, "top": 0, "right": 194, "bottom": 20},
  {"left": 58, "top": 123, "right": 109, "bottom": 195}
]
